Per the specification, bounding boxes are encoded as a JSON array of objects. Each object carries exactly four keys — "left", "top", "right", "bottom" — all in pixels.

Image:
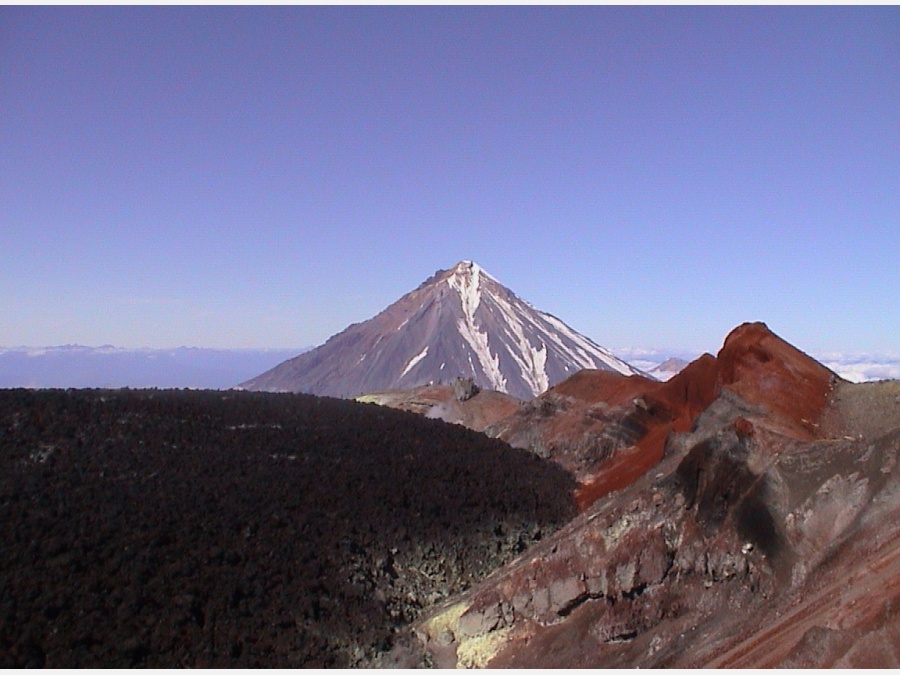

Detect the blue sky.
[{"left": 2, "top": 7, "right": 898, "bottom": 354}]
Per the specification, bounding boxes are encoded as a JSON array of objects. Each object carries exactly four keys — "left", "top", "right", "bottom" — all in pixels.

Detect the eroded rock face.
[
  {"left": 486, "top": 323, "right": 839, "bottom": 510},
  {"left": 452, "top": 377, "right": 480, "bottom": 402},
  {"left": 410, "top": 326, "right": 900, "bottom": 669},
  {"left": 355, "top": 383, "right": 522, "bottom": 433},
  {"left": 716, "top": 321, "right": 840, "bottom": 439}
]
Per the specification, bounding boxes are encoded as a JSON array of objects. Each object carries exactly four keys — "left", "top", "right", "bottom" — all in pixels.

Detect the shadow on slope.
[{"left": 0, "top": 389, "right": 576, "bottom": 667}]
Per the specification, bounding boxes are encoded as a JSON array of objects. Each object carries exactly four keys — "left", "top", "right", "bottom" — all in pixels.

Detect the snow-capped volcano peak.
[
  {"left": 445, "top": 261, "right": 506, "bottom": 391},
  {"left": 447, "top": 260, "right": 484, "bottom": 318},
  {"left": 240, "top": 262, "right": 643, "bottom": 399}
]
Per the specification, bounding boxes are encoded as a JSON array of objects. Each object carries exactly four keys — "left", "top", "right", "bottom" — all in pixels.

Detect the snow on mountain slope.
[{"left": 240, "top": 261, "right": 643, "bottom": 399}]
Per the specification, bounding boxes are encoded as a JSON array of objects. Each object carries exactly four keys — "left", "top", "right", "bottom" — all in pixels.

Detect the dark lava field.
[{"left": 0, "top": 388, "right": 576, "bottom": 667}]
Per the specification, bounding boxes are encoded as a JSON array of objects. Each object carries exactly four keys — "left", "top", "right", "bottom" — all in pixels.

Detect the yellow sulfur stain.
[{"left": 455, "top": 627, "right": 511, "bottom": 669}]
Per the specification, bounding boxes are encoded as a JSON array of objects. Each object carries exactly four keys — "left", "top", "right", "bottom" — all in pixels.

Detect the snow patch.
[
  {"left": 447, "top": 261, "right": 483, "bottom": 320},
  {"left": 400, "top": 346, "right": 429, "bottom": 378},
  {"left": 448, "top": 262, "right": 508, "bottom": 392},
  {"left": 490, "top": 293, "right": 549, "bottom": 395},
  {"left": 539, "top": 313, "right": 638, "bottom": 375},
  {"left": 444, "top": 260, "right": 637, "bottom": 393}
]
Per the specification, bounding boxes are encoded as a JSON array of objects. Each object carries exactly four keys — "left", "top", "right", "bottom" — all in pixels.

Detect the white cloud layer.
[
  {"left": 613, "top": 348, "right": 900, "bottom": 383},
  {"left": 815, "top": 353, "right": 900, "bottom": 384}
]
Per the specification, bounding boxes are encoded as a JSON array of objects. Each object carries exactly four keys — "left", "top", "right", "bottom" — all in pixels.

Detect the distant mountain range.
[
  {"left": 240, "top": 261, "right": 643, "bottom": 399},
  {"left": 0, "top": 345, "right": 307, "bottom": 390}
]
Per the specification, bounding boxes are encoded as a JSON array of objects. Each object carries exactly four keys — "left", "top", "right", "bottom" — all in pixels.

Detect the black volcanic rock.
[
  {"left": 0, "top": 388, "right": 576, "bottom": 667},
  {"left": 240, "top": 261, "right": 641, "bottom": 400}
]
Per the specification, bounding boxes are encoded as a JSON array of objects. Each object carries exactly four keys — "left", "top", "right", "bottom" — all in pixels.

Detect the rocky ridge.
[
  {"left": 405, "top": 322, "right": 900, "bottom": 667},
  {"left": 356, "top": 379, "right": 522, "bottom": 434}
]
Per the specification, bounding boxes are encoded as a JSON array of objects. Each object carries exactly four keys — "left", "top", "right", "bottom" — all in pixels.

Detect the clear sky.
[{"left": 2, "top": 7, "right": 898, "bottom": 354}]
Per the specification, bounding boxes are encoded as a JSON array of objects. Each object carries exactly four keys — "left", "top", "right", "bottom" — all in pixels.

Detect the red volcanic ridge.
[
  {"left": 575, "top": 321, "right": 839, "bottom": 508},
  {"left": 489, "top": 322, "right": 840, "bottom": 511},
  {"left": 413, "top": 322, "right": 897, "bottom": 669}
]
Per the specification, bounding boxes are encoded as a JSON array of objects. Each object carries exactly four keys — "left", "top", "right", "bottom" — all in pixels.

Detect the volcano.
[{"left": 239, "top": 261, "right": 641, "bottom": 399}]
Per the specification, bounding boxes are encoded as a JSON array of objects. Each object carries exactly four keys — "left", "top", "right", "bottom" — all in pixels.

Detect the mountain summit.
[{"left": 239, "top": 261, "right": 641, "bottom": 399}]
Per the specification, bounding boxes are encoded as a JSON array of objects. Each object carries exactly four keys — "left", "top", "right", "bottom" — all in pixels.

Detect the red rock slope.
[
  {"left": 488, "top": 322, "right": 839, "bottom": 510},
  {"left": 408, "top": 323, "right": 900, "bottom": 668}
]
